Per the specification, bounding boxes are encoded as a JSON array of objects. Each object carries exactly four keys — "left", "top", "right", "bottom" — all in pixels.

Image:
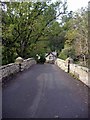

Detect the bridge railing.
[
  {"left": 55, "top": 58, "right": 90, "bottom": 87},
  {"left": 0, "top": 58, "right": 36, "bottom": 83}
]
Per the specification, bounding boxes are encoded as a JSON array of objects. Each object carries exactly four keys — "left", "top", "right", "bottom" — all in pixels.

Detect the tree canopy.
[
  {"left": 1, "top": 1, "right": 88, "bottom": 67},
  {"left": 59, "top": 7, "right": 88, "bottom": 67},
  {"left": 2, "top": 1, "right": 67, "bottom": 65}
]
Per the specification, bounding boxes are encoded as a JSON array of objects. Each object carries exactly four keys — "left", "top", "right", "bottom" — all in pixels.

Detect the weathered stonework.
[
  {"left": 21, "top": 58, "right": 36, "bottom": 71},
  {"left": 55, "top": 58, "right": 90, "bottom": 87},
  {"left": 0, "top": 58, "right": 36, "bottom": 83},
  {"left": 0, "top": 63, "right": 19, "bottom": 82},
  {"left": 70, "top": 63, "right": 89, "bottom": 87},
  {"left": 55, "top": 58, "right": 68, "bottom": 72}
]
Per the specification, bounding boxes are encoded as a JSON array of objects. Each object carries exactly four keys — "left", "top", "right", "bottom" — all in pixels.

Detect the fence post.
[
  {"left": 19, "top": 63, "right": 21, "bottom": 72},
  {"left": 67, "top": 59, "right": 70, "bottom": 73}
]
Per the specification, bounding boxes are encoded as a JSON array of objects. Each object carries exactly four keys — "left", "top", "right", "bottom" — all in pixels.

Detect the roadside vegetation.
[{"left": 1, "top": 0, "right": 88, "bottom": 67}]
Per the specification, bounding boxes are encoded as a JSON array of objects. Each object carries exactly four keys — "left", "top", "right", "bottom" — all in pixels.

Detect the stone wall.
[
  {"left": 0, "top": 63, "right": 19, "bottom": 82},
  {"left": 21, "top": 58, "right": 36, "bottom": 71},
  {"left": 55, "top": 58, "right": 90, "bottom": 87},
  {"left": 55, "top": 58, "right": 68, "bottom": 72},
  {"left": 0, "top": 58, "right": 36, "bottom": 82}
]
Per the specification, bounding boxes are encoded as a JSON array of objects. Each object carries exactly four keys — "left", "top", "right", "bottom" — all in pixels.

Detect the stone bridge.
[{"left": 0, "top": 58, "right": 90, "bottom": 118}]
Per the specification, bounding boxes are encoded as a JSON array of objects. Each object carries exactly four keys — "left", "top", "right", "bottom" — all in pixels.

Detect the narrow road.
[{"left": 2, "top": 64, "right": 89, "bottom": 118}]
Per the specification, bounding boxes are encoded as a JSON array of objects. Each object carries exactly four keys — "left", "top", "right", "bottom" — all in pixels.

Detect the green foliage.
[
  {"left": 2, "top": 1, "right": 67, "bottom": 65},
  {"left": 60, "top": 7, "right": 88, "bottom": 67},
  {"left": 59, "top": 46, "right": 76, "bottom": 60},
  {"left": 47, "top": 21, "right": 66, "bottom": 52},
  {"left": 59, "top": 51, "right": 67, "bottom": 60},
  {"left": 37, "top": 54, "right": 46, "bottom": 64}
]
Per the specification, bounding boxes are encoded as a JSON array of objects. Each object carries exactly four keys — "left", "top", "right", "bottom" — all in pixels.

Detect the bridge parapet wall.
[
  {"left": 21, "top": 58, "right": 36, "bottom": 71},
  {"left": 0, "top": 63, "right": 19, "bottom": 82},
  {"left": 55, "top": 58, "right": 90, "bottom": 87},
  {"left": 55, "top": 58, "right": 68, "bottom": 72},
  {"left": 0, "top": 58, "right": 36, "bottom": 82}
]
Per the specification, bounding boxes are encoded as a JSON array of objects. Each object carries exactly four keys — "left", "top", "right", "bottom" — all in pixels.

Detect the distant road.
[{"left": 2, "top": 64, "right": 90, "bottom": 118}]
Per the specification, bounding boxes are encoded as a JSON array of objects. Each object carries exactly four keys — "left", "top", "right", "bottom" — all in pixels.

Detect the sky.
[
  {"left": 52, "top": 0, "right": 89, "bottom": 12},
  {"left": 67, "top": 0, "right": 89, "bottom": 11},
  {"left": 1, "top": 0, "right": 89, "bottom": 12}
]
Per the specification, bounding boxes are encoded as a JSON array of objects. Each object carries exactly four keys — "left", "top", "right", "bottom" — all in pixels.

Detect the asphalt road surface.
[{"left": 2, "top": 64, "right": 90, "bottom": 118}]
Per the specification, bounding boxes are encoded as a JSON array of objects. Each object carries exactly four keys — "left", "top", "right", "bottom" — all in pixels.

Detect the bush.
[
  {"left": 37, "top": 55, "right": 46, "bottom": 64},
  {"left": 59, "top": 47, "right": 76, "bottom": 60},
  {"left": 59, "top": 53, "right": 67, "bottom": 60},
  {"left": 58, "top": 49, "right": 68, "bottom": 60}
]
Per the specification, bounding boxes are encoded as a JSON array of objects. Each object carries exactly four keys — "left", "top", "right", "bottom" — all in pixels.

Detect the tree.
[
  {"left": 47, "top": 21, "right": 66, "bottom": 52},
  {"left": 60, "top": 7, "right": 88, "bottom": 66},
  {"left": 2, "top": 1, "right": 68, "bottom": 65}
]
